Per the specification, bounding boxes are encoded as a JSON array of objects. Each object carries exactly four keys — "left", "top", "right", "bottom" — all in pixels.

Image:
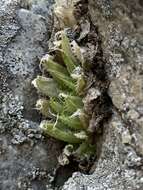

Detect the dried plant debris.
[
  {"left": 32, "top": 0, "right": 111, "bottom": 171},
  {"left": 54, "top": 0, "right": 80, "bottom": 27}
]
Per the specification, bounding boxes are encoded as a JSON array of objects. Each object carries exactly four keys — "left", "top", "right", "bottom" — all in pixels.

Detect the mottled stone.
[
  {"left": 0, "top": 0, "right": 62, "bottom": 189},
  {"left": 63, "top": 113, "right": 143, "bottom": 190},
  {"left": 1, "top": 0, "right": 143, "bottom": 189},
  {"left": 62, "top": 0, "right": 143, "bottom": 189}
]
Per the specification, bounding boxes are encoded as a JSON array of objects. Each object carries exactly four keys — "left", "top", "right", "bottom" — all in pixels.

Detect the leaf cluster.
[{"left": 32, "top": 31, "right": 95, "bottom": 165}]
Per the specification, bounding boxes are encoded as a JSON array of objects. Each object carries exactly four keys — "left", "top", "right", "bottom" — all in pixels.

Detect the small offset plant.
[{"left": 32, "top": 31, "right": 95, "bottom": 167}]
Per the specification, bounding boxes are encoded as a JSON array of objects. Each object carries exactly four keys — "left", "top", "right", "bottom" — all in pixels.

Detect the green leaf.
[
  {"left": 75, "top": 142, "right": 96, "bottom": 156},
  {"left": 41, "top": 54, "right": 69, "bottom": 76},
  {"left": 41, "top": 55, "right": 76, "bottom": 91},
  {"left": 59, "top": 115, "right": 83, "bottom": 130},
  {"left": 49, "top": 98, "right": 63, "bottom": 114},
  {"left": 32, "top": 76, "right": 59, "bottom": 97},
  {"left": 61, "top": 32, "right": 77, "bottom": 68},
  {"left": 52, "top": 72, "right": 75, "bottom": 91},
  {"left": 63, "top": 95, "right": 83, "bottom": 114},
  {"left": 62, "top": 50, "right": 77, "bottom": 74},
  {"left": 40, "top": 120, "right": 84, "bottom": 144},
  {"left": 61, "top": 33, "right": 77, "bottom": 73}
]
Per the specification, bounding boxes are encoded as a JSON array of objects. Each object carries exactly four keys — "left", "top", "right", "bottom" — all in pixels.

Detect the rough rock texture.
[
  {"left": 62, "top": 0, "right": 143, "bottom": 189},
  {"left": 0, "top": 0, "right": 63, "bottom": 189},
  {"left": 1, "top": 0, "right": 143, "bottom": 190}
]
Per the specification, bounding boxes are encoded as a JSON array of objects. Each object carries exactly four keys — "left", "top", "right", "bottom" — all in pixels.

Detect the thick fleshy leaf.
[
  {"left": 61, "top": 32, "right": 78, "bottom": 73},
  {"left": 52, "top": 72, "right": 75, "bottom": 91},
  {"left": 40, "top": 120, "right": 84, "bottom": 144},
  {"left": 75, "top": 142, "right": 96, "bottom": 156},
  {"left": 32, "top": 76, "right": 59, "bottom": 97},
  {"left": 49, "top": 98, "right": 63, "bottom": 114},
  {"left": 41, "top": 54, "right": 68, "bottom": 76},
  {"left": 63, "top": 95, "right": 83, "bottom": 114},
  {"left": 61, "top": 33, "right": 77, "bottom": 73},
  {"left": 59, "top": 115, "right": 83, "bottom": 130},
  {"left": 41, "top": 55, "right": 75, "bottom": 91},
  {"left": 61, "top": 50, "right": 77, "bottom": 74}
]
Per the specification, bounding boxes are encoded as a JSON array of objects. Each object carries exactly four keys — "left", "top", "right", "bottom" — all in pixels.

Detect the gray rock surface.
[
  {"left": 62, "top": 0, "right": 143, "bottom": 189},
  {"left": 0, "top": 0, "right": 62, "bottom": 189},
  {"left": 1, "top": 0, "right": 143, "bottom": 190}
]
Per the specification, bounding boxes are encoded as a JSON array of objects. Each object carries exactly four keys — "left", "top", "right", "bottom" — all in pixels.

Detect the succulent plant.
[{"left": 32, "top": 30, "right": 96, "bottom": 167}]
